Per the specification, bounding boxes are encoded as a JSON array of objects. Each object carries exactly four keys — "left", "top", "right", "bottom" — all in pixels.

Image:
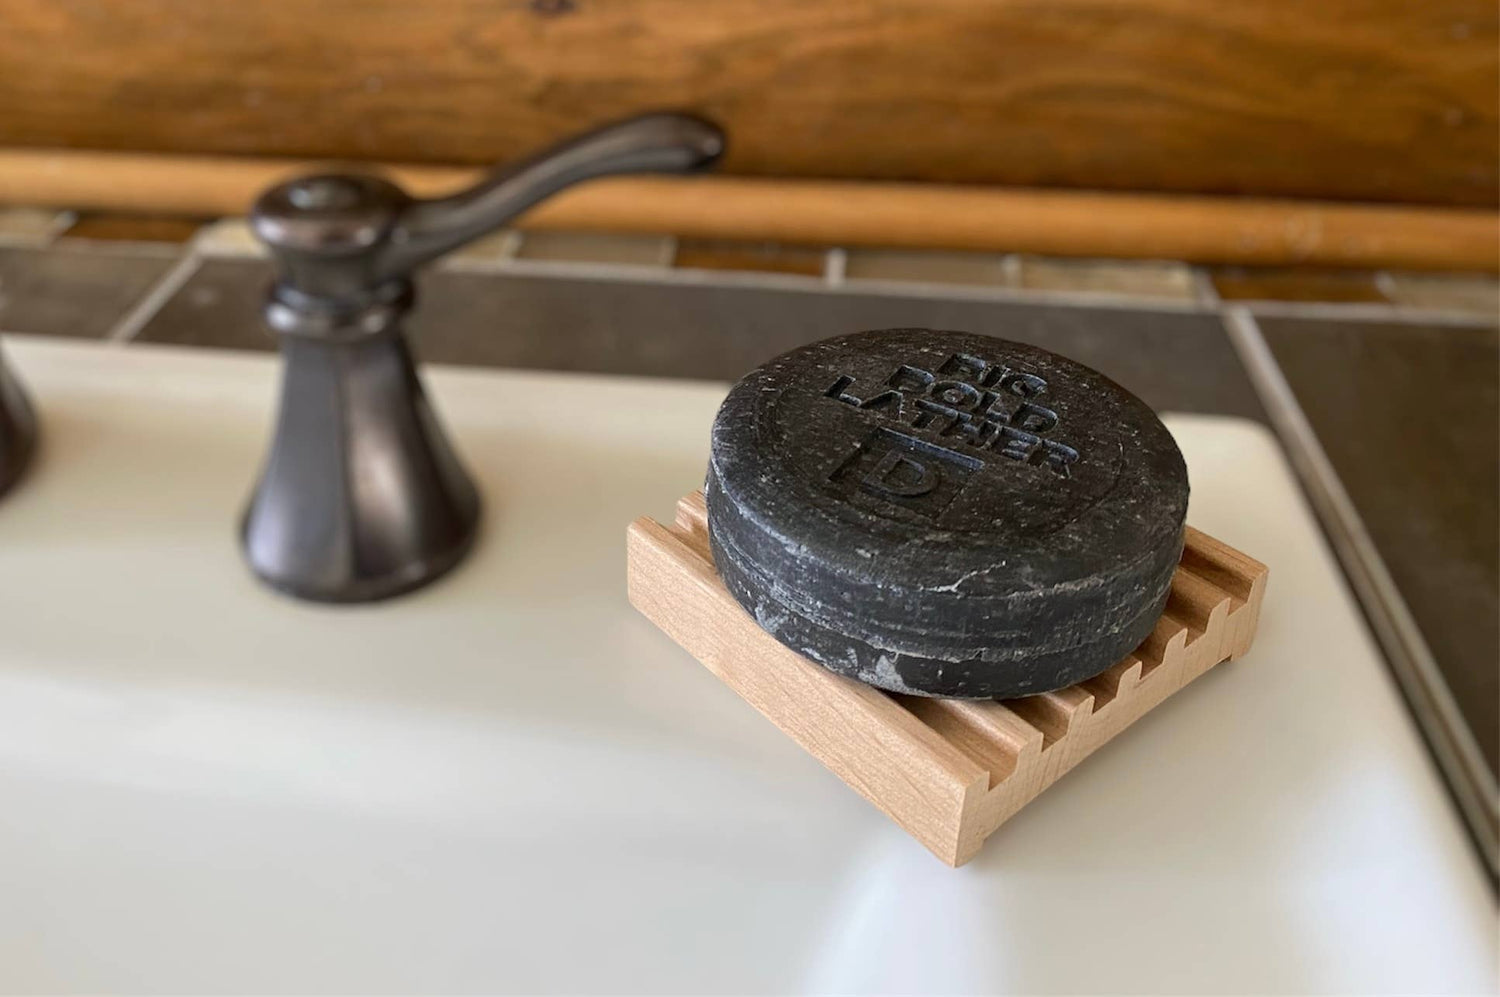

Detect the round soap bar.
[{"left": 706, "top": 328, "right": 1189, "bottom": 699}]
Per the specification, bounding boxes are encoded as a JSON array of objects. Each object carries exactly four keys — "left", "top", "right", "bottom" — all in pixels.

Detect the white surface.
[{"left": 0, "top": 336, "right": 1493, "bottom": 995}]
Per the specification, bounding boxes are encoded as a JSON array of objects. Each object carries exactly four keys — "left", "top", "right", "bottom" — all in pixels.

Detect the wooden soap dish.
[{"left": 627, "top": 491, "right": 1268, "bottom": 867}]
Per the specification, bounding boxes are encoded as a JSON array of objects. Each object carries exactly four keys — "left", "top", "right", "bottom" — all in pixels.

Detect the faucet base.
[
  {"left": 243, "top": 509, "right": 480, "bottom": 604},
  {"left": 241, "top": 332, "right": 481, "bottom": 604}
]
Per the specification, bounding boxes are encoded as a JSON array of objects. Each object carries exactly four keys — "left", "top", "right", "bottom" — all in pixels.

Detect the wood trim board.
[{"left": 2, "top": 149, "right": 1495, "bottom": 271}]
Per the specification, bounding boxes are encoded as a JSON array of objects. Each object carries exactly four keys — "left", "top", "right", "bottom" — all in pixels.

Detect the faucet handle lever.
[
  {"left": 252, "top": 112, "right": 724, "bottom": 301},
  {"left": 381, "top": 112, "right": 723, "bottom": 278}
]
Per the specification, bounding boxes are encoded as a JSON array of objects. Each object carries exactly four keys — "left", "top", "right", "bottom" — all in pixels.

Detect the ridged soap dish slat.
[{"left": 627, "top": 491, "right": 1268, "bottom": 867}]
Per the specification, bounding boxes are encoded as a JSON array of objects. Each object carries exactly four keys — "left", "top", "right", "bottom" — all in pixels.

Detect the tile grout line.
[
  {"left": 495, "top": 230, "right": 525, "bottom": 261},
  {"left": 1001, "top": 253, "right": 1023, "bottom": 287},
  {"left": 424, "top": 247, "right": 1499, "bottom": 325},
  {"left": 1191, "top": 266, "right": 1222, "bottom": 308},
  {"left": 42, "top": 210, "right": 78, "bottom": 246},
  {"left": 0, "top": 211, "right": 77, "bottom": 250},
  {"left": 656, "top": 235, "right": 678, "bottom": 269},
  {"left": 103, "top": 247, "right": 203, "bottom": 345},
  {"left": 441, "top": 252, "right": 1215, "bottom": 313},
  {"left": 23, "top": 220, "right": 1494, "bottom": 342},
  {"left": 823, "top": 247, "right": 847, "bottom": 287},
  {"left": 1240, "top": 297, "right": 1497, "bottom": 329},
  {"left": 1222, "top": 305, "right": 1499, "bottom": 880}
]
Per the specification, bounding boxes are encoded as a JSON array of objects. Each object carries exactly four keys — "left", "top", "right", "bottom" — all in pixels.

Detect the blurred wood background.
[{"left": 2, "top": 0, "right": 1495, "bottom": 207}]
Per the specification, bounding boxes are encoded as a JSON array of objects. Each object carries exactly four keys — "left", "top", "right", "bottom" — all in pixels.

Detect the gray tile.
[
  {"left": 59, "top": 213, "right": 204, "bottom": 245},
  {"left": 1377, "top": 272, "right": 1500, "bottom": 317},
  {"left": 137, "top": 261, "right": 1263, "bottom": 422},
  {"left": 1261, "top": 316, "right": 1499, "bottom": 774},
  {"left": 0, "top": 208, "right": 74, "bottom": 247},
  {"left": 416, "top": 274, "right": 1262, "bottom": 419},
  {"left": 515, "top": 231, "right": 672, "bottom": 266},
  {"left": 0, "top": 246, "right": 180, "bottom": 339},
  {"left": 675, "top": 240, "right": 828, "bottom": 277},
  {"left": 445, "top": 229, "right": 520, "bottom": 266},
  {"left": 195, "top": 218, "right": 268, "bottom": 259},
  {"left": 1211, "top": 266, "right": 1389, "bottom": 304},
  {"left": 1018, "top": 256, "right": 1197, "bottom": 302},
  {"left": 133, "top": 258, "right": 275, "bottom": 350},
  {"left": 843, "top": 249, "right": 1014, "bottom": 286}
]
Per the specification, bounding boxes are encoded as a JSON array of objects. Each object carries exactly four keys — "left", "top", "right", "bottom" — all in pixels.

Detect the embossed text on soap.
[{"left": 823, "top": 352, "right": 1081, "bottom": 478}]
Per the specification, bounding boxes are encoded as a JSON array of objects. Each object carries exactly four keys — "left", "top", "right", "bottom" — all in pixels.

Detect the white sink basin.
[{"left": 0, "top": 336, "right": 1492, "bottom": 993}]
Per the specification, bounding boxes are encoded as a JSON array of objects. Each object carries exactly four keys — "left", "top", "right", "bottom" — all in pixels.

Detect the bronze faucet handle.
[{"left": 251, "top": 112, "right": 724, "bottom": 307}]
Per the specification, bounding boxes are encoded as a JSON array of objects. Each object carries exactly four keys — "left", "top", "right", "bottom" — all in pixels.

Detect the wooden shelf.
[{"left": 627, "top": 490, "right": 1269, "bottom": 866}]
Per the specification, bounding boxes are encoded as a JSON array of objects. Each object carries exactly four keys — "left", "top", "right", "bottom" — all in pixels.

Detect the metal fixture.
[
  {"left": 0, "top": 349, "right": 37, "bottom": 500},
  {"left": 243, "top": 112, "right": 725, "bottom": 602}
]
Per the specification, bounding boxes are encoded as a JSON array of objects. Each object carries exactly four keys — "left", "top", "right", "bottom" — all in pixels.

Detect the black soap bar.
[{"left": 706, "top": 328, "right": 1189, "bottom": 699}]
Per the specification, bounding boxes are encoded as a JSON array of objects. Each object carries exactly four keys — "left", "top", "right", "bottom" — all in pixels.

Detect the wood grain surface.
[{"left": 1, "top": 0, "right": 1494, "bottom": 206}]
